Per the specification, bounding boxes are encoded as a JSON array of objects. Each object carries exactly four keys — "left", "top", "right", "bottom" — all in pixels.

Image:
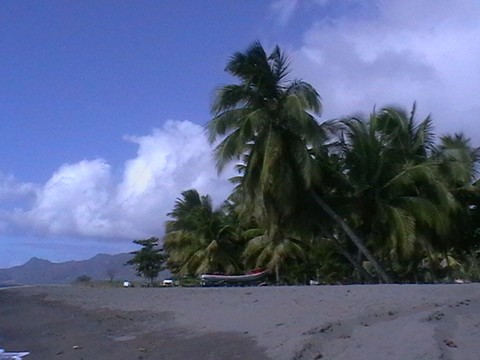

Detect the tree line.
[{"left": 131, "top": 42, "right": 480, "bottom": 285}]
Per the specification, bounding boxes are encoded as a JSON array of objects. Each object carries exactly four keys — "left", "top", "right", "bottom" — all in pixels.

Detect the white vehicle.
[{"left": 162, "top": 279, "right": 174, "bottom": 286}]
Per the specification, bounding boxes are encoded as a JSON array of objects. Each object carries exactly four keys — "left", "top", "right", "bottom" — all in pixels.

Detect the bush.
[{"left": 75, "top": 274, "right": 92, "bottom": 283}]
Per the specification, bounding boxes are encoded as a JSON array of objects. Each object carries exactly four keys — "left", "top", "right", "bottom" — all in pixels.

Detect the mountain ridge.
[{"left": 0, "top": 253, "right": 141, "bottom": 285}]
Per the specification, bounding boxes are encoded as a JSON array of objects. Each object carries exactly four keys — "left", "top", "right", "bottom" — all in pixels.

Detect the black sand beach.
[
  {"left": 0, "top": 288, "right": 269, "bottom": 360},
  {"left": 1, "top": 284, "right": 480, "bottom": 359}
]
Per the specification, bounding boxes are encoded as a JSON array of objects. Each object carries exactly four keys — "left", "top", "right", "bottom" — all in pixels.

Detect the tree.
[
  {"left": 126, "top": 237, "right": 166, "bottom": 286},
  {"left": 75, "top": 274, "right": 92, "bottom": 284},
  {"left": 106, "top": 268, "right": 117, "bottom": 282},
  {"left": 206, "top": 41, "right": 394, "bottom": 283},
  {"left": 164, "top": 189, "right": 242, "bottom": 276},
  {"left": 336, "top": 107, "right": 460, "bottom": 281},
  {"left": 242, "top": 227, "right": 306, "bottom": 283},
  {"left": 431, "top": 133, "right": 480, "bottom": 277},
  {"left": 207, "top": 41, "right": 325, "bottom": 282}
]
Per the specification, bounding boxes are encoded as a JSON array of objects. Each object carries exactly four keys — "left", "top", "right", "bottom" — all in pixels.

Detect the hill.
[{"left": 0, "top": 253, "right": 154, "bottom": 285}]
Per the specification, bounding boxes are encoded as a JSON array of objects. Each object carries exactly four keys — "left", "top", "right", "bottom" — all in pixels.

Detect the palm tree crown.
[
  {"left": 206, "top": 41, "right": 324, "bottom": 281},
  {"left": 164, "top": 189, "right": 241, "bottom": 276}
]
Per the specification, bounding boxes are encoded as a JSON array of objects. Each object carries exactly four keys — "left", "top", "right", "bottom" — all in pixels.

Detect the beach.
[{"left": 1, "top": 284, "right": 479, "bottom": 359}]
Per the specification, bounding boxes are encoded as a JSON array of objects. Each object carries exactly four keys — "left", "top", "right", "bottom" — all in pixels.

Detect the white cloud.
[
  {"left": 0, "top": 173, "right": 37, "bottom": 201},
  {"left": 6, "top": 120, "right": 234, "bottom": 241},
  {"left": 113, "top": 120, "right": 234, "bottom": 237},
  {"left": 271, "top": 0, "right": 300, "bottom": 26},
  {"left": 20, "top": 159, "right": 114, "bottom": 237},
  {"left": 291, "top": 0, "right": 480, "bottom": 142}
]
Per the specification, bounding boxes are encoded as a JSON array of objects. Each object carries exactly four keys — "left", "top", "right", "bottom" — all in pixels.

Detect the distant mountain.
[{"left": 0, "top": 253, "right": 168, "bottom": 285}]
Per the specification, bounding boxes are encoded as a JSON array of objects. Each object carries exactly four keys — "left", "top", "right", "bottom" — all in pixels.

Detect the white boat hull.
[{"left": 200, "top": 270, "right": 268, "bottom": 286}]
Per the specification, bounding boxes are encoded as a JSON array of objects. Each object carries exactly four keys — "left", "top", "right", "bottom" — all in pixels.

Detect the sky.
[{"left": 1, "top": 0, "right": 480, "bottom": 267}]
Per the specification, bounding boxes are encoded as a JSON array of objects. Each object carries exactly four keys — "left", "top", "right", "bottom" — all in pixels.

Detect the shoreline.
[{"left": 1, "top": 284, "right": 479, "bottom": 359}]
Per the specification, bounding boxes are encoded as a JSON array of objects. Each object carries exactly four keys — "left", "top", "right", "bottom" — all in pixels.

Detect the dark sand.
[
  {"left": 0, "top": 288, "right": 268, "bottom": 360},
  {"left": 1, "top": 284, "right": 480, "bottom": 359}
]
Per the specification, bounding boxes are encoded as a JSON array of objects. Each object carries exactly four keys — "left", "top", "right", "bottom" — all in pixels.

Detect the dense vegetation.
[{"left": 163, "top": 42, "right": 480, "bottom": 284}]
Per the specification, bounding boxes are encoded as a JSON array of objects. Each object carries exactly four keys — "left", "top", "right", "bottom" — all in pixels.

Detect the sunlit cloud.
[
  {"left": 19, "top": 159, "right": 114, "bottom": 237},
  {"left": 291, "top": 0, "right": 480, "bottom": 141},
  {"left": 6, "top": 120, "right": 234, "bottom": 241}
]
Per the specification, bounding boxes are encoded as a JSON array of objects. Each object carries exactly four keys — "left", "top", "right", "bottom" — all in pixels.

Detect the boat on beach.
[
  {"left": 200, "top": 268, "right": 268, "bottom": 286},
  {"left": 0, "top": 349, "right": 29, "bottom": 359}
]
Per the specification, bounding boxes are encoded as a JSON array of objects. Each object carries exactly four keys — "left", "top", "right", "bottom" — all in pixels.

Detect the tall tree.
[
  {"left": 338, "top": 107, "right": 460, "bottom": 280},
  {"left": 126, "top": 237, "right": 166, "bottom": 286},
  {"left": 207, "top": 41, "right": 324, "bottom": 281},
  {"left": 207, "top": 41, "right": 394, "bottom": 282},
  {"left": 432, "top": 134, "right": 480, "bottom": 258}
]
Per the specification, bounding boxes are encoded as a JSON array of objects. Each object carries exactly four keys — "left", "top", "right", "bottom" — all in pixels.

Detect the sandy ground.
[{"left": 1, "top": 284, "right": 480, "bottom": 360}]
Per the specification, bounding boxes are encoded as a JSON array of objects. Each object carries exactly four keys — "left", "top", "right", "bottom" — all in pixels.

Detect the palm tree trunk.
[
  {"left": 328, "top": 236, "right": 374, "bottom": 283},
  {"left": 470, "top": 249, "right": 480, "bottom": 281},
  {"left": 444, "top": 249, "right": 451, "bottom": 282},
  {"left": 275, "top": 263, "right": 280, "bottom": 284},
  {"left": 311, "top": 192, "right": 392, "bottom": 283},
  {"left": 426, "top": 251, "right": 438, "bottom": 283}
]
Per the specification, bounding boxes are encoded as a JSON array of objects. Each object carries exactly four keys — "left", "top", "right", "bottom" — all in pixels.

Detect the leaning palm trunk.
[
  {"left": 275, "top": 263, "right": 280, "bottom": 284},
  {"left": 311, "top": 192, "right": 392, "bottom": 283},
  {"left": 328, "top": 236, "right": 375, "bottom": 283}
]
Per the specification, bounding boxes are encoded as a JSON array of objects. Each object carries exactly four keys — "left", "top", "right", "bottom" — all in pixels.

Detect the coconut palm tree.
[
  {"left": 207, "top": 41, "right": 395, "bottom": 283},
  {"left": 207, "top": 41, "right": 325, "bottom": 281},
  {"left": 435, "top": 133, "right": 479, "bottom": 195},
  {"left": 242, "top": 233, "right": 306, "bottom": 282},
  {"left": 431, "top": 134, "right": 480, "bottom": 276},
  {"left": 163, "top": 189, "right": 242, "bottom": 276},
  {"left": 338, "top": 107, "right": 460, "bottom": 280}
]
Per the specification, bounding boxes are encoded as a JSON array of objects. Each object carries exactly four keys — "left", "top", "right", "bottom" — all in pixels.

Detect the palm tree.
[
  {"left": 207, "top": 41, "right": 325, "bottom": 282},
  {"left": 432, "top": 134, "right": 480, "bottom": 275},
  {"left": 435, "top": 133, "right": 479, "bottom": 194},
  {"left": 338, "top": 107, "right": 459, "bottom": 280},
  {"left": 241, "top": 223, "right": 308, "bottom": 282},
  {"left": 163, "top": 189, "right": 242, "bottom": 276},
  {"left": 207, "top": 41, "right": 395, "bottom": 283}
]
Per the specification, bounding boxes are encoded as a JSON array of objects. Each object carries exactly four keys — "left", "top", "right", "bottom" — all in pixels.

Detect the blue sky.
[{"left": 1, "top": 0, "right": 480, "bottom": 267}]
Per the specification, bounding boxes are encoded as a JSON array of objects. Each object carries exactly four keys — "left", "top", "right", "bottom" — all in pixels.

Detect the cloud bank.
[
  {"left": 4, "top": 120, "right": 234, "bottom": 243},
  {"left": 290, "top": 0, "right": 480, "bottom": 142}
]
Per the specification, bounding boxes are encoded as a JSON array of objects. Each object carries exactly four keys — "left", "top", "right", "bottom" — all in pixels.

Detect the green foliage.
[
  {"left": 206, "top": 41, "right": 327, "bottom": 282},
  {"left": 337, "top": 107, "right": 455, "bottom": 263},
  {"left": 126, "top": 237, "right": 166, "bottom": 285},
  {"left": 164, "top": 190, "right": 243, "bottom": 276},
  {"left": 160, "top": 42, "right": 480, "bottom": 285}
]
